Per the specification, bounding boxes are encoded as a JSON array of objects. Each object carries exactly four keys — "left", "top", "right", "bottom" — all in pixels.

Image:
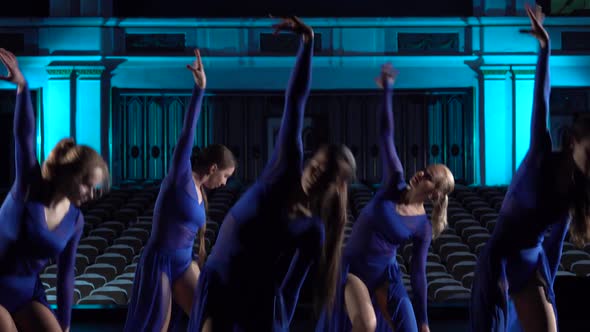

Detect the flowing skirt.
[
  {"left": 317, "top": 260, "right": 419, "bottom": 332},
  {"left": 124, "top": 245, "right": 194, "bottom": 332},
  {"left": 470, "top": 241, "right": 558, "bottom": 332}
]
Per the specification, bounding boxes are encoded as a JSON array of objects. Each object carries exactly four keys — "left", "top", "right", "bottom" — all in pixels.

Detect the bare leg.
[
  {"left": 375, "top": 282, "right": 396, "bottom": 331},
  {"left": 512, "top": 274, "right": 557, "bottom": 332},
  {"left": 12, "top": 301, "right": 62, "bottom": 332},
  {"left": 344, "top": 273, "right": 376, "bottom": 332},
  {"left": 0, "top": 305, "right": 17, "bottom": 332},
  {"left": 201, "top": 317, "right": 213, "bottom": 332},
  {"left": 172, "top": 261, "right": 201, "bottom": 315},
  {"left": 160, "top": 272, "right": 173, "bottom": 332}
]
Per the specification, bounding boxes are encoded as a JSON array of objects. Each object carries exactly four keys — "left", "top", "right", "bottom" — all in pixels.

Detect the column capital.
[
  {"left": 481, "top": 65, "right": 511, "bottom": 79},
  {"left": 75, "top": 66, "right": 106, "bottom": 78},
  {"left": 511, "top": 65, "right": 536, "bottom": 79},
  {"left": 46, "top": 66, "right": 74, "bottom": 78}
]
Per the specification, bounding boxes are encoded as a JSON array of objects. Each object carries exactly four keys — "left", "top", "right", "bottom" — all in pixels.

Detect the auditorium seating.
[{"left": 27, "top": 179, "right": 590, "bottom": 306}]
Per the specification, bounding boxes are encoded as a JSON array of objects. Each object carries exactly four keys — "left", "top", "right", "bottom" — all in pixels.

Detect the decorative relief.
[
  {"left": 46, "top": 68, "right": 74, "bottom": 77},
  {"left": 481, "top": 69, "right": 509, "bottom": 76},
  {"left": 512, "top": 69, "right": 536, "bottom": 76},
  {"left": 76, "top": 68, "right": 105, "bottom": 76},
  {"left": 397, "top": 33, "right": 460, "bottom": 52},
  {"left": 125, "top": 34, "right": 186, "bottom": 54}
]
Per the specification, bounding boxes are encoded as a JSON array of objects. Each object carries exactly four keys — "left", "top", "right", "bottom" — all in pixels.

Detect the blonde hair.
[{"left": 430, "top": 165, "right": 454, "bottom": 239}]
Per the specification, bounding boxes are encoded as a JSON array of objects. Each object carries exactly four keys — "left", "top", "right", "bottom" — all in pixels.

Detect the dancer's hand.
[
  {"left": 375, "top": 63, "right": 399, "bottom": 89},
  {"left": 271, "top": 16, "right": 314, "bottom": 43},
  {"left": 521, "top": 3, "right": 549, "bottom": 49},
  {"left": 186, "top": 49, "right": 206, "bottom": 89},
  {"left": 0, "top": 48, "right": 26, "bottom": 89}
]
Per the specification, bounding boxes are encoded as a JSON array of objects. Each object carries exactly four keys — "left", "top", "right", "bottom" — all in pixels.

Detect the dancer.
[
  {"left": 0, "top": 48, "right": 109, "bottom": 332},
  {"left": 124, "top": 50, "right": 236, "bottom": 332},
  {"left": 470, "top": 4, "right": 590, "bottom": 332},
  {"left": 318, "top": 64, "right": 454, "bottom": 332},
  {"left": 188, "top": 16, "right": 356, "bottom": 331}
]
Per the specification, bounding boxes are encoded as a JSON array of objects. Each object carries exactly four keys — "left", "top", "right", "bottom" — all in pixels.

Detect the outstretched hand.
[
  {"left": 186, "top": 49, "right": 206, "bottom": 89},
  {"left": 0, "top": 48, "right": 26, "bottom": 88},
  {"left": 375, "top": 63, "right": 399, "bottom": 89},
  {"left": 521, "top": 3, "right": 549, "bottom": 49},
  {"left": 271, "top": 16, "right": 314, "bottom": 43}
]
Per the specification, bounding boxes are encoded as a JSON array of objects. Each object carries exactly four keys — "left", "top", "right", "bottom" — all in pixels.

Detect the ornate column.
[
  {"left": 75, "top": 66, "right": 105, "bottom": 155},
  {"left": 512, "top": 66, "right": 536, "bottom": 171},
  {"left": 481, "top": 66, "right": 513, "bottom": 185},
  {"left": 44, "top": 66, "right": 74, "bottom": 160}
]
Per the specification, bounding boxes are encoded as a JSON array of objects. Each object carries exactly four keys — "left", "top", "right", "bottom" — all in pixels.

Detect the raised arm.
[
  {"left": 0, "top": 49, "right": 38, "bottom": 200},
  {"left": 169, "top": 49, "right": 206, "bottom": 181},
  {"left": 262, "top": 17, "right": 313, "bottom": 181},
  {"left": 525, "top": 4, "right": 552, "bottom": 150},
  {"left": 410, "top": 221, "right": 432, "bottom": 331},
  {"left": 56, "top": 213, "right": 84, "bottom": 331},
  {"left": 377, "top": 64, "right": 405, "bottom": 189}
]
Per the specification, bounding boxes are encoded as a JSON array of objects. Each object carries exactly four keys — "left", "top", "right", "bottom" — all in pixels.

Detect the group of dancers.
[{"left": 1, "top": 4, "right": 589, "bottom": 332}]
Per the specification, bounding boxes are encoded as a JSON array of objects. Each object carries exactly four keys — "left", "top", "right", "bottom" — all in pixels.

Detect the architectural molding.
[
  {"left": 75, "top": 66, "right": 106, "bottom": 78},
  {"left": 46, "top": 67, "right": 74, "bottom": 78}
]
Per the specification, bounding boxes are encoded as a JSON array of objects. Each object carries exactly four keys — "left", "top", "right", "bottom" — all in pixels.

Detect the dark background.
[
  {"left": 7, "top": 0, "right": 579, "bottom": 18},
  {"left": 2, "top": 0, "right": 476, "bottom": 17}
]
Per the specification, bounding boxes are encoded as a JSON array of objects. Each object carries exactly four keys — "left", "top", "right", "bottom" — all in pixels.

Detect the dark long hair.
[
  {"left": 191, "top": 144, "right": 237, "bottom": 267},
  {"left": 563, "top": 115, "right": 590, "bottom": 247},
  {"left": 310, "top": 144, "right": 356, "bottom": 315}
]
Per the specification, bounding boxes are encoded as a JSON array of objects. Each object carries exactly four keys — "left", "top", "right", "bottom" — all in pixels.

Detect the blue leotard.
[
  {"left": 188, "top": 36, "right": 321, "bottom": 332},
  {"left": 469, "top": 43, "right": 571, "bottom": 332},
  {"left": 124, "top": 85, "right": 207, "bottom": 331},
  {"left": 0, "top": 85, "right": 83, "bottom": 331},
  {"left": 318, "top": 84, "right": 431, "bottom": 332}
]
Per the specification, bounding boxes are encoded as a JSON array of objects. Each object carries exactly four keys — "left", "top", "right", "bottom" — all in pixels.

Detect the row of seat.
[
  {"left": 38, "top": 181, "right": 241, "bottom": 305},
  {"left": 3, "top": 178, "right": 587, "bottom": 305},
  {"left": 348, "top": 183, "right": 589, "bottom": 302}
]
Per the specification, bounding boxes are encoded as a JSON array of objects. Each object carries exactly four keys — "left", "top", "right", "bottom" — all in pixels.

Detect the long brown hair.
[
  {"left": 563, "top": 116, "right": 590, "bottom": 247},
  {"left": 42, "top": 138, "right": 110, "bottom": 195},
  {"left": 191, "top": 144, "right": 237, "bottom": 267},
  {"left": 310, "top": 144, "right": 356, "bottom": 315}
]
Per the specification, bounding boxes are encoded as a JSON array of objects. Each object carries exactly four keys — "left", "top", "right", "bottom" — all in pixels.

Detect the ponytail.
[
  {"left": 428, "top": 164, "right": 454, "bottom": 239},
  {"left": 431, "top": 194, "right": 448, "bottom": 239},
  {"left": 197, "top": 185, "right": 208, "bottom": 267}
]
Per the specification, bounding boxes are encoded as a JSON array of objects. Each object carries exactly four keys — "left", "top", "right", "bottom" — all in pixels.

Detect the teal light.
[
  {"left": 76, "top": 79, "right": 101, "bottom": 153},
  {"left": 109, "top": 87, "right": 113, "bottom": 173},
  {"left": 44, "top": 78, "right": 71, "bottom": 160},
  {"left": 482, "top": 68, "right": 512, "bottom": 185},
  {"left": 513, "top": 69, "right": 535, "bottom": 171},
  {"left": 50, "top": 304, "right": 120, "bottom": 309},
  {"left": 36, "top": 92, "right": 42, "bottom": 163},
  {"left": 472, "top": 84, "right": 481, "bottom": 185}
]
